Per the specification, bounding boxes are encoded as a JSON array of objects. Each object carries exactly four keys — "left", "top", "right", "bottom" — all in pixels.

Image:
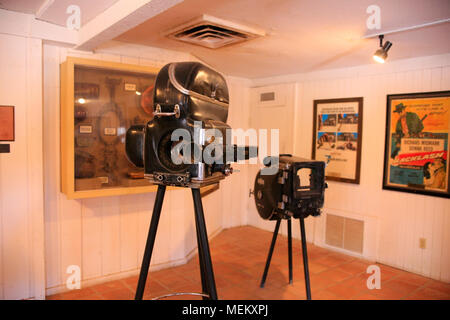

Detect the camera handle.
[
  {"left": 135, "top": 185, "right": 218, "bottom": 300},
  {"left": 153, "top": 104, "right": 181, "bottom": 118}
]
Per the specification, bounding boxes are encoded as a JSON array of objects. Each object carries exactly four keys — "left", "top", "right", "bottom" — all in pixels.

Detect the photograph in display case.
[{"left": 383, "top": 91, "right": 450, "bottom": 198}]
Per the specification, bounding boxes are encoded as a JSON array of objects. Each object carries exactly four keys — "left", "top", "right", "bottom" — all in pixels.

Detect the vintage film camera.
[
  {"left": 254, "top": 154, "right": 327, "bottom": 220},
  {"left": 254, "top": 155, "right": 327, "bottom": 298},
  {"left": 126, "top": 62, "right": 256, "bottom": 188}
]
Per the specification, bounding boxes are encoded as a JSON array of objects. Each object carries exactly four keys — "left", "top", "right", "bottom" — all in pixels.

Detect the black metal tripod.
[
  {"left": 135, "top": 185, "right": 218, "bottom": 300},
  {"left": 260, "top": 217, "right": 312, "bottom": 300}
]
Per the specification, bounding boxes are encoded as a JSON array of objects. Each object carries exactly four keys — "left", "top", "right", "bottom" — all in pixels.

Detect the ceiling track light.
[{"left": 373, "top": 35, "right": 392, "bottom": 64}]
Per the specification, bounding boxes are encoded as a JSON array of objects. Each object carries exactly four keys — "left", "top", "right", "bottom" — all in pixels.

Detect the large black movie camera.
[
  {"left": 126, "top": 62, "right": 256, "bottom": 188},
  {"left": 127, "top": 62, "right": 257, "bottom": 301}
]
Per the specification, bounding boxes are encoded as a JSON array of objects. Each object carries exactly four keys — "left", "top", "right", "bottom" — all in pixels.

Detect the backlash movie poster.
[
  {"left": 313, "top": 98, "right": 363, "bottom": 184},
  {"left": 385, "top": 93, "right": 450, "bottom": 195}
]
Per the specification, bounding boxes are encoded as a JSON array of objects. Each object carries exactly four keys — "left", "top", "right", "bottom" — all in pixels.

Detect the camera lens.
[{"left": 157, "top": 131, "right": 190, "bottom": 172}]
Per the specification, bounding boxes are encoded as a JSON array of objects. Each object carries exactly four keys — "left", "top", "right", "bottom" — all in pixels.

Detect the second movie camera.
[{"left": 254, "top": 155, "right": 327, "bottom": 220}]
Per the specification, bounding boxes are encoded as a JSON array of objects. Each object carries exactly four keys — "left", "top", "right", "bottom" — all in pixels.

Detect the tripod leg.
[
  {"left": 299, "top": 217, "right": 311, "bottom": 300},
  {"left": 135, "top": 185, "right": 166, "bottom": 300},
  {"left": 288, "top": 218, "right": 293, "bottom": 284},
  {"left": 260, "top": 218, "right": 281, "bottom": 288},
  {"left": 192, "top": 188, "right": 218, "bottom": 300},
  {"left": 195, "top": 212, "right": 209, "bottom": 300}
]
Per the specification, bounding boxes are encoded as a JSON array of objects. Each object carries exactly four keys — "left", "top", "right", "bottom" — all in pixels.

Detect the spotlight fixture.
[{"left": 373, "top": 35, "right": 392, "bottom": 64}]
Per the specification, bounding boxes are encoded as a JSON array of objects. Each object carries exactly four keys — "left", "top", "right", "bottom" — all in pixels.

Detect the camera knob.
[
  {"left": 257, "top": 190, "right": 263, "bottom": 200},
  {"left": 223, "top": 167, "right": 233, "bottom": 176}
]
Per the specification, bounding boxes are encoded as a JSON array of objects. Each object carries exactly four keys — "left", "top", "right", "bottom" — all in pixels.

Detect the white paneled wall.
[
  {"left": 248, "top": 54, "right": 450, "bottom": 282},
  {"left": 0, "top": 34, "right": 45, "bottom": 300},
  {"left": 246, "top": 84, "right": 304, "bottom": 239},
  {"left": 221, "top": 76, "right": 253, "bottom": 228},
  {"left": 2, "top": 32, "right": 448, "bottom": 300},
  {"left": 43, "top": 44, "right": 243, "bottom": 295}
]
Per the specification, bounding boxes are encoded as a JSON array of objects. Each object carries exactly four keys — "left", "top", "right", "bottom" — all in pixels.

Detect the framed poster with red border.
[{"left": 383, "top": 91, "right": 450, "bottom": 198}]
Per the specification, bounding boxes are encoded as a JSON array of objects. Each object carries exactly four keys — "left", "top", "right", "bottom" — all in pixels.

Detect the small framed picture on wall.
[
  {"left": 383, "top": 90, "right": 450, "bottom": 198},
  {"left": 312, "top": 97, "right": 363, "bottom": 184}
]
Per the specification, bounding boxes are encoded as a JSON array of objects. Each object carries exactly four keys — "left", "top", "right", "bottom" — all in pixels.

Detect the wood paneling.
[
  {"left": 2, "top": 34, "right": 448, "bottom": 300},
  {"left": 325, "top": 214, "right": 344, "bottom": 248},
  {"left": 42, "top": 45, "right": 246, "bottom": 295},
  {"left": 246, "top": 83, "right": 316, "bottom": 243},
  {"left": 248, "top": 54, "right": 450, "bottom": 282},
  {"left": 299, "top": 66, "right": 449, "bottom": 282},
  {"left": 0, "top": 34, "right": 45, "bottom": 299},
  {"left": 0, "top": 35, "right": 251, "bottom": 299}
]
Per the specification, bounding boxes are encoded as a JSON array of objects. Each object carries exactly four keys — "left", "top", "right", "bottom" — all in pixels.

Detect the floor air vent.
[{"left": 165, "top": 15, "right": 265, "bottom": 49}]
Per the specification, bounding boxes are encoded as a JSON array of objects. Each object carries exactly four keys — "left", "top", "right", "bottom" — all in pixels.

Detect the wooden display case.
[
  {"left": 60, "top": 57, "right": 161, "bottom": 199},
  {"left": 61, "top": 57, "right": 220, "bottom": 199}
]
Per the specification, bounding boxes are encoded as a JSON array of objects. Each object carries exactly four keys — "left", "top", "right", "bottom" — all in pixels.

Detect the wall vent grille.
[
  {"left": 260, "top": 92, "right": 275, "bottom": 102},
  {"left": 325, "top": 214, "right": 364, "bottom": 254}
]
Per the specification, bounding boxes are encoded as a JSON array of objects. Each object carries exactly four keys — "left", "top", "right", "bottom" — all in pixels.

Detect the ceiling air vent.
[{"left": 165, "top": 15, "right": 265, "bottom": 49}]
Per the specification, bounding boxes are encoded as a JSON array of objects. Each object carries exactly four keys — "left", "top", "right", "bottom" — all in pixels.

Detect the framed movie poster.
[
  {"left": 0, "top": 106, "right": 14, "bottom": 141},
  {"left": 312, "top": 97, "right": 363, "bottom": 184},
  {"left": 383, "top": 91, "right": 450, "bottom": 198}
]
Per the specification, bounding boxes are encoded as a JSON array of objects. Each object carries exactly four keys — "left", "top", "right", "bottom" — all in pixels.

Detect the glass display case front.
[
  {"left": 61, "top": 57, "right": 160, "bottom": 199},
  {"left": 73, "top": 65, "right": 156, "bottom": 192}
]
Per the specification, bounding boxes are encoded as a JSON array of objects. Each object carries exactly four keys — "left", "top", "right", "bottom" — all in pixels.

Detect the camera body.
[
  {"left": 254, "top": 154, "right": 327, "bottom": 220},
  {"left": 126, "top": 62, "right": 253, "bottom": 188}
]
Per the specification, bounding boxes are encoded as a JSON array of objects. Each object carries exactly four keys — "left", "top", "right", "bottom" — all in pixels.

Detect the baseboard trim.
[{"left": 45, "top": 226, "right": 223, "bottom": 297}]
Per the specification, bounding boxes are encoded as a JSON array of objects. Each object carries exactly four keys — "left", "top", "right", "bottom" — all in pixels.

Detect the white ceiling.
[
  {"left": 114, "top": 0, "right": 450, "bottom": 78},
  {"left": 1, "top": 0, "right": 449, "bottom": 78},
  {"left": 0, "top": 0, "right": 119, "bottom": 26},
  {"left": 0, "top": 0, "right": 43, "bottom": 14}
]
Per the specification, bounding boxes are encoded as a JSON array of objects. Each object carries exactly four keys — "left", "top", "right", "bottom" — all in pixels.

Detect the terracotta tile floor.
[{"left": 47, "top": 226, "right": 450, "bottom": 300}]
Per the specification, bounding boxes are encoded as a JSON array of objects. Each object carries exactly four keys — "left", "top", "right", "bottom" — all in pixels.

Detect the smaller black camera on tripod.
[
  {"left": 253, "top": 154, "right": 327, "bottom": 300},
  {"left": 254, "top": 154, "right": 326, "bottom": 220}
]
